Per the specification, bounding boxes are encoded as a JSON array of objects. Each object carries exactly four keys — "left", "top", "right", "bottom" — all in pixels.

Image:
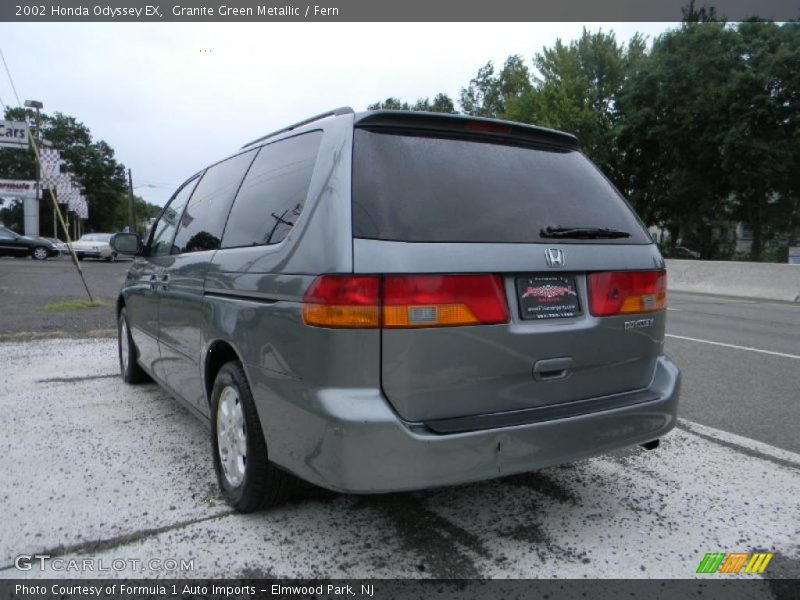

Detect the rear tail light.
[
  {"left": 302, "top": 276, "right": 380, "bottom": 328},
  {"left": 302, "top": 274, "right": 509, "bottom": 328},
  {"left": 384, "top": 275, "right": 509, "bottom": 328},
  {"left": 588, "top": 270, "right": 667, "bottom": 316}
]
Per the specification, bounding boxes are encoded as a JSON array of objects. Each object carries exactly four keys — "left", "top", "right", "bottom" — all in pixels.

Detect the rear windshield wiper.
[{"left": 540, "top": 226, "right": 631, "bottom": 239}]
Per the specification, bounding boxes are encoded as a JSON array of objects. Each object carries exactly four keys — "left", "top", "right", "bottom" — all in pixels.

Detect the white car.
[{"left": 69, "top": 233, "right": 117, "bottom": 261}]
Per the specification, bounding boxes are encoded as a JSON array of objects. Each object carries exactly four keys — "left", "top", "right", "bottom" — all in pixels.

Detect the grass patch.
[
  {"left": 86, "top": 328, "right": 117, "bottom": 338},
  {"left": 0, "top": 331, "right": 68, "bottom": 343},
  {"left": 43, "top": 300, "right": 111, "bottom": 312}
]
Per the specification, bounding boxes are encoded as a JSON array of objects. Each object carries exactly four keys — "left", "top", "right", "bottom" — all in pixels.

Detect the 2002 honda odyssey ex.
[{"left": 112, "top": 108, "right": 680, "bottom": 512}]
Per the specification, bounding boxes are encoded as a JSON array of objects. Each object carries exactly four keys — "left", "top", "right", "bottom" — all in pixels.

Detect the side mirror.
[{"left": 111, "top": 232, "right": 142, "bottom": 255}]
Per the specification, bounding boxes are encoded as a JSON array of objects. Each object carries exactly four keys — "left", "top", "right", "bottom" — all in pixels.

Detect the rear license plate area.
[{"left": 516, "top": 275, "right": 581, "bottom": 320}]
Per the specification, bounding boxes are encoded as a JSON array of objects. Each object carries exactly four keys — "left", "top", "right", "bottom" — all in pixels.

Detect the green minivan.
[{"left": 112, "top": 108, "right": 680, "bottom": 512}]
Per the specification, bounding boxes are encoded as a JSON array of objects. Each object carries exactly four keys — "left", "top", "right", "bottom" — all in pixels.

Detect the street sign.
[
  {"left": 0, "top": 120, "right": 29, "bottom": 150},
  {"left": 0, "top": 179, "right": 40, "bottom": 199}
]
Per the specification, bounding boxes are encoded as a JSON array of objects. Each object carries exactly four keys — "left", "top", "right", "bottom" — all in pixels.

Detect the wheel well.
[
  {"left": 205, "top": 341, "right": 240, "bottom": 404},
  {"left": 116, "top": 296, "right": 125, "bottom": 316}
]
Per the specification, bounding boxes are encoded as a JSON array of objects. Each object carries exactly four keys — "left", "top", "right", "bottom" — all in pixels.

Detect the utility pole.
[
  {"left": 127, "top": 168, "right": 135, "bottom": 233},
  {"left": 23, "top": 99, "right": 43, "bottom": 237}
]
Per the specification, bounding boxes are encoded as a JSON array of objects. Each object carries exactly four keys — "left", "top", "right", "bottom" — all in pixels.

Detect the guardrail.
[{"left": 666, "top": 259, "right": 800, "bottom": 303}]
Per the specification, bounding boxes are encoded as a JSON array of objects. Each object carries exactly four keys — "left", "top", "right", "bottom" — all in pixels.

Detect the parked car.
[
  {"left": 69, "top": 233, "right": 117, "bottom": 261},
  {"left": 38, "top": 237, "right": 70, "bottom": 255},
  {"left": 112, "top": 108, "right": 680, "bottom": 512},
  {"left": 668, "top": 245, "right": 701, "bottom": 259},
  {"left": 0, "top": 226, "right": 60, "bottom": 260}
]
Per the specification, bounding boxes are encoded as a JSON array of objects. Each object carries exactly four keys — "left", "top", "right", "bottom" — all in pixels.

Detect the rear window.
[{"left": 352, "top": 130, "right": 651, "bottom": 244}]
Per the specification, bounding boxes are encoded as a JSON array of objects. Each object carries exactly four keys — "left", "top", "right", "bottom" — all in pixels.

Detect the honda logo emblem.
[{"left": 545, "top": 248, "right": 565, "bottom": 268}]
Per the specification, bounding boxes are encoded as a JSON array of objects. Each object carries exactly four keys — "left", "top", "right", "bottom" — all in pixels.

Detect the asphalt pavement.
[
  {"left": 0, "top": 257, "right": 129, "bottom": 340},
  {"left": 666, "top": 292, "right": 800, "bottom": 454},
  {"left": 0, "top": 269, "right": 798, "bottom": 582},
  {"left": 0, "top": 339, "right": 798, "bottom": 581}
]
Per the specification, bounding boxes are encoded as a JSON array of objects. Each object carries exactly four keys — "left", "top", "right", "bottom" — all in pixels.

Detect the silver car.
[
  {"left": 70, "top": 233, "right": 117, "bottom": 261},
  {"left": 112, "top": 108, "right": 680, "bottom": 512}
]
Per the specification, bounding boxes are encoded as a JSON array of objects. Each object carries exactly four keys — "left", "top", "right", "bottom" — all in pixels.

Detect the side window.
[
  {"left": 222, "top": 131, "right": 322, "bottom": 248},
  {"left": 0, "top": 228, "right": 15, "bottom": 240},
  {"left": 149, "top": 177, "right": 200, "bottom": 257},
  {"left": 171, "top": 150, "right": 257, "bottom": 254}
]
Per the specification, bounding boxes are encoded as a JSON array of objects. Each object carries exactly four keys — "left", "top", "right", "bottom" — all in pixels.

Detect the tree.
[
  {"left": 367, "top": 97, "right": 411, "bottom": 111},
  {"left": 412, "top": 93, "right": 458, "bottom": 113},
  {"left": 368, "top": 93, "right": 457, "bottom": 113},
  {"left": 365, "top": 13, "right": 800, "bottom": 261},
  {"left": 532, "top": 30, "right": 647, "bottom": 186},
  {"left": 113, "top": 193, "right": 163, "bottom": 236},
  {"left": 458, "top": 34, "right": 645, "bottom": 184},
  {"left": 721, "top": 20, "right": 800, "bottom": 259},
  {"left": 460, "top": 55, "right": 535, "bottom": 120},
  {"left": 1, "top": 107, "right": 129, "bottom": 233},
  {"left": 616, "top": 19, "right": 740, "bottom": 257}
]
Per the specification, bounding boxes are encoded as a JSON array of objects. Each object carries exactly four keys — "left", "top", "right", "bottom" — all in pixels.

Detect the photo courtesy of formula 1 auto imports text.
[{"left": 0, "top": 1, "right": 799, "bottom": 599}]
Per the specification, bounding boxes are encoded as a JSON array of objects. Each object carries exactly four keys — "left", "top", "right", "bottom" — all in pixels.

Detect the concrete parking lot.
[{"left": 0, "top": 261, "right": 798, "bottom": 582}]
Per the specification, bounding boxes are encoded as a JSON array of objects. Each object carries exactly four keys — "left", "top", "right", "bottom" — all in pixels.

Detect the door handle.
[{"left": 533, "top": 357, "right": 573, "bottom": 381}]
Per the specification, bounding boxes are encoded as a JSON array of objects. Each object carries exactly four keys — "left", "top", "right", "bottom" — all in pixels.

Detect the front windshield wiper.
[{"left": 540, "top": 226, "right": 631, "bottom": 239}]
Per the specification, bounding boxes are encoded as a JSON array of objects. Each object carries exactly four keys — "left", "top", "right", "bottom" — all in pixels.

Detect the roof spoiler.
[
  {"left": 354, "top": 110, "right": 579, "bottom": 149},
  {"left": 241, "top": 106, "right": 354, "bottom": 148}
]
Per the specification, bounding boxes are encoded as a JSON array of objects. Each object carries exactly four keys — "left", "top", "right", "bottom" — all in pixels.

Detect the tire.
[
  {"left": 32, "top": 246, "right": 49, "bottom": 261},
  {"left": 118, "top": 308, "right": 150, "bottom": 384},
  {"left": 210, "top": 361, "right": 292, "bottom": 512}
]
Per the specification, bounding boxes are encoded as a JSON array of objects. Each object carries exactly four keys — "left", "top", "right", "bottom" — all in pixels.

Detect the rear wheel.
[
  {"left": 211, "top": 361, "right": 291, "bottom": 512},
  {"left": 31, "top": 246, "right": 49, "bottom": 260},
  {"left": 118, "top": 308, "right": 150, "bottom": 383}
]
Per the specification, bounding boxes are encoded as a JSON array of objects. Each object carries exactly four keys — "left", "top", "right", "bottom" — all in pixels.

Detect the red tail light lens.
[
  {"left": 588, "top": 270, "right": 667, "bottom": 316},
  {"left": 384, "top": 275, "right": 509, "bottom": 328},
  {"left": 302, "top": 276, "right": 380, "bottom": 328},
  {"left": 302, "top": 274, "right": 510, "bottom": 328}
]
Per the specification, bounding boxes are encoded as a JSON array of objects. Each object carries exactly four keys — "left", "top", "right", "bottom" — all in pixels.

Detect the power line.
[
  {"left": 0, "top": 46, "right": 94, "bottom": 302},
  {"left": 0, "top": 48, "right": 22, "bottom": 106}
]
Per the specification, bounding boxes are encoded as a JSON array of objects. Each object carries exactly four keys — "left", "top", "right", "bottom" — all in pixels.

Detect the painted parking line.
[
  {"left": 666, "top": 333, "right": 800, "bottom": 361},
  {"left": 1, "top": 339, "right": 798, "bottom": 579}
]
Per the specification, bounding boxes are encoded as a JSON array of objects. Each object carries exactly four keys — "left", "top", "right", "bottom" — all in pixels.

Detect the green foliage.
[
  {"left": 368, "top": 93, "right": 457, "bottom": 113},
  {"left": 1, "top": 107, "right": 130, "bottom": 233},
  {"left": 369, "top": 14, "right": 800, "bottom": 262},
  {"left": 720, "top": 20, "right": 800, "bottom": 257},
  {"left": 460, "top": 56, "right": 536, "bottom": 120},
  {"left": 616, "top": 20, "right": 741, "bottom": 256}
]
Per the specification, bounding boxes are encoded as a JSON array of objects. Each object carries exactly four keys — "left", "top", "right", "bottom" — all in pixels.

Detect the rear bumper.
[{"left": 259, "top": 355, "right": 680, "bottom": 494}]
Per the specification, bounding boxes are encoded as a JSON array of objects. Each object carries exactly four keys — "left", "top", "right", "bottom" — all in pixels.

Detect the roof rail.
[{"left": 241, "top": 106, "right": 354, "bottom": 148}]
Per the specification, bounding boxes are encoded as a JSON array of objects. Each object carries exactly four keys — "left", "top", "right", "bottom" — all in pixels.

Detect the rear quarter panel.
[{"left": 202, "top": 115, "right": 383, "bottom": 468}]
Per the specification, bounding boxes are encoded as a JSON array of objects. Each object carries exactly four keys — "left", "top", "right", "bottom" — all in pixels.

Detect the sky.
[{"left": 1, "top": 22, "right": 674, "bottom": 207}]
